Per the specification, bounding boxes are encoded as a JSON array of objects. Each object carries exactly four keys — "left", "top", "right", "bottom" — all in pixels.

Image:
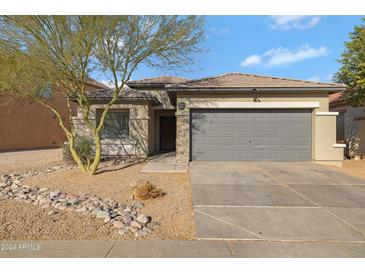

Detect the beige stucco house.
[
  {"left": 73, "top": 73, "right": 347, "bottom": 166},
  {"left": 330, "top": 91, "right": 365, "bottom": 159}
]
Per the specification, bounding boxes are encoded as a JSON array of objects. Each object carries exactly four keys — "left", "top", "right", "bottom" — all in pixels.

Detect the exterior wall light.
[
  {"left": 252, "top": 88, "right": 260, "bottom": 102},
  {"left": 178, "top": 102, "right": 186, "bottom": 110}
]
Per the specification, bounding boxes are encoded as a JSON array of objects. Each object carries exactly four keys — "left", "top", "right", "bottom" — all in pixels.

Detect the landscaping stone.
[
  {"left": 131, "top": 220, "right": 142, "bottom": 229},
  {"left": 96, "top": 210, "right": 110, "bottom": 219},
  {"left": 136, "top": 214, "right": 151, "bottom": 224},
  {"left": 117, "top": 229, "right": 128, "bottom": 235},
  {"left": 39, "top": 197, "right": 52, "bottom": 206},
  {"left": 128, "top": 226, "right": 139, "bottom": 233},
  {"left": 38, "top": 187, "right": 49, "bottom": 193},
  {"left": 142, "top": 227, "right": 153, "bottom": 233},
  {"left": 113, "top": 221, "right": 125, "bottom": 229},
  {"left": 133, "top": 202, "right": 144, "bottom": 209},
  {"left": 122, "top": 216, "right": 133, "bottom": 225},
  {"left": 49, "top": 191, "right": 61, "bottom": 197},
  {"left": 0, "top": 164, "right": 157, "bottom": 239},
  {"left": 135, "top": 230, "right": 148, "bottom": 237},
  {"left": 57, "top": 205, "right": 68, "bottom": 210},
  {"left": 75, "top": 207, "right": 88, "bottom": 213}
]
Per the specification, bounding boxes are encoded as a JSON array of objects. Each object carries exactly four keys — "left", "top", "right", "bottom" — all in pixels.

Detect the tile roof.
[
  {"left": 83, "top": 86, "right": 160, "bottom": 105},
  {"left": 127, "top": 76, "right": 189, "bottom": 86},
  {"left": 168, "top": 73, "right": 347, "bottom": 89},
  {"left": 329, "top": 91, "right": 346, "bottom": 104}
]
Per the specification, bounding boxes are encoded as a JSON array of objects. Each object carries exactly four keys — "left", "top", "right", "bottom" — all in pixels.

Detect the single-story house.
[
  {"left": 330, "top": 91, "right": 365, "bottom": 159},
  {"left": 73, "top": 73, "right": 347, "bottom": 166}
]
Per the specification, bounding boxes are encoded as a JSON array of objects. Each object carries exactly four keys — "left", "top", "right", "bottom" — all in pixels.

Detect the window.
[
  {"left": 38, "top": 85, "right": 53, "bottom": 99},
  {"left": 336, "top": 111, "right": 345, "bottom": 142},
  {"left": 42, "top": 86, "right": 53, "bottom": 99},
  {"left": 100, "top": 110, "right": 129, "bottom": 139}
]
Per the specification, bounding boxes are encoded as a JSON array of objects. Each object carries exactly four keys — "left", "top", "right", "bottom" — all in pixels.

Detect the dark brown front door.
[{"left": 160, "top": 116, "right": 176, "bottom": 151}]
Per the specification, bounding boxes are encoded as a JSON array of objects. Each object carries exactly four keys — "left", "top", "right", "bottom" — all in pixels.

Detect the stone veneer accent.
[
  {"left": 176, "top": 114, "right": 190, "bottom": 162},
  {"left": 72, "top": 101, "right": 150, "bottom": 157},
  {"left": 176, "top": 98, "right": 190, "bottom": 162}
]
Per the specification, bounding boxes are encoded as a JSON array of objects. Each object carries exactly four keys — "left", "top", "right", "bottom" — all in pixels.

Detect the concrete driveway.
[{"left": 190, "top": 161, "right": 365, "bottom": 255}]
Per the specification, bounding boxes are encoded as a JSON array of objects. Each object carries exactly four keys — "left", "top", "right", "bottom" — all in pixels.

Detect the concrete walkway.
[
  {"left": 190, "top": 162, "right": 365, "bottom": 245},
  {"left": 141, "top": 152, "right": 188, "bottom": 173},
  {"left": 1, "top": 240, "right": 365, "bottom": 257}
]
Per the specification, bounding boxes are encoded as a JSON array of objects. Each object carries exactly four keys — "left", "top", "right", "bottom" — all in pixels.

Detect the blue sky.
[{"left": 97, "top": 16, "right": 364, "bottom": 84}]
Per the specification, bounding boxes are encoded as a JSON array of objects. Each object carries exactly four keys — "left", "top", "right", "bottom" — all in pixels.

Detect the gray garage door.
[{"left": 190, "top": 109, "right": 312, "bottom": 161}]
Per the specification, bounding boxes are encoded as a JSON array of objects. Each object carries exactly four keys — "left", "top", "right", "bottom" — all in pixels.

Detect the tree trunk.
[
  {"left": 68, "top": 136, "right": 87, "bottom": 174},
  {"left": 88, "top": 131, "right": 102, "bottom": 175}
]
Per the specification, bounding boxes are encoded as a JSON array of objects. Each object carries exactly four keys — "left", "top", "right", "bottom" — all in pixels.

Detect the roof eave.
[
  {"left": 71, "top": 96, "right": 160, "bottom": 106},
  {"left": 329, "top": 100, "right": 347, "bottom": 107},
  {"left": 166, "top": 86, "right": 347, "bottom": 93},
  {"left": 127, "top": 83, "right": 168, "bottom": 89}
]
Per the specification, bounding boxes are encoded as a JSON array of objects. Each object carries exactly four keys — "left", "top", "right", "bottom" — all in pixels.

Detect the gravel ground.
[
  {"left": 0, "top": 149, "right": 63, "bottom": 175},
  {"left": 18, "top": 162, "right": 195, "bottom": 240},
  {"left": 0, "top": 200, "right": 121, "bottom": 240},
  {"left": 331, "top": 159, "right": 365, "bottom": 180}
]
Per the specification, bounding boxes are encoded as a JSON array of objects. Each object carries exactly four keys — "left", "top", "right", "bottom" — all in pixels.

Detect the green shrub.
[{"left": 61, "top": 137, "right": 94, "bottom": 164}]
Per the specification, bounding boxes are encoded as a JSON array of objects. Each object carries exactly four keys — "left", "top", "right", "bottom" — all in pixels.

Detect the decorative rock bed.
[{"left": 0, "top": 165, "right": 155, "bottom": 238}]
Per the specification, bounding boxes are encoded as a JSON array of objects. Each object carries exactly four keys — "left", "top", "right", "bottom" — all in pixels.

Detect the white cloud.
[
  {"left": 208, "top": 27, "right": 230, "bottom": 36},
  {"left": 240, "top": 44, "right": 329, "bottom": 68},
  {"left": 265, "top": 45, "right": 328, "bottom": 67},
  {"left": 98, "top": 79, "right": 125, "bottom": 88},
  {"left": 240, "top": 54, "right": 262, "bottom": 67},
  {"left": 269, "top": 16, "right": 322, "bottom": 30},
  {"left": 99, "top": 80, "right": 114, "bottom": 88}
]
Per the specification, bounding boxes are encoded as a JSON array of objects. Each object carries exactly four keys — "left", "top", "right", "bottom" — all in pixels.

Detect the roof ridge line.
[
  {"left": 128, "top": 75, "right": 188, "bottom": 82},
  {"left": 180, "top": 72, "right": 240, "bottom": 84},
  {"left": 178, "top": 72, "right": 345, "bottom": 87}
]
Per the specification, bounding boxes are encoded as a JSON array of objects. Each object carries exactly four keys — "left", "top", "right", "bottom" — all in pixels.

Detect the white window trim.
[
  {"left": 316, "top": 111, "right": 339, "bottom": 116},
  {"left": 333, "top": 144, "right": 346, "bottom": 148}
]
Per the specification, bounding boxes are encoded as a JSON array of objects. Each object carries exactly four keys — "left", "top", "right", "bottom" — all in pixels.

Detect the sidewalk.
[
  {"left": 141, "top": 152, "right": 188, "bottom": 173},
  {"left": 1, "top": 240, "right": 365, "bottom": 258}
]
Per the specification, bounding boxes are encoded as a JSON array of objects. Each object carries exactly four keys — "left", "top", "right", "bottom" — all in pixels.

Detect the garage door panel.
[
  {"left": 264, "top": 136, "right": 281, "bottom": 145},
  {"left": 194, "top": 124, "right": 234, "bottom": 133},
  {"left": 247, "top": 151, "right": 264, "bottom": 160},
  {"left": 233, "top": 125, "right": 250, "bottom": 133},
  {"left": 263, "top": 151, "right": 281, "bottom": 161},
  {"left": 206, "top": 136, "right": 220, "bottom": 145},
  {"left": 295, "top": 137, "right": 310, "bottom": 145},
  {"left": 280, "top": 136, "right": 295, "bottom": 145},
  {"left": 236, "top": 136, "right": 251, "bottom": 145},
  {"left": 191, "top": 109, "right": 312, "bottom": 161},
  {"left": 220, "top": 136, "right": 235, "bottom": 145}
]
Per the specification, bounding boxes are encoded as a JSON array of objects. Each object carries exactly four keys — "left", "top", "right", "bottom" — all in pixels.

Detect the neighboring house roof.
[
  {"left": 127, "top": 76, "right": 189, "bottom": 88},
  {"left": 329, "top": 91, "right": 346, "bottom": 105},
  {"left": 167, "top": 73, "right": 347, "bottom": 92},
  {"left": 81, "top": 86, "right": 160, "bottom": 105}
]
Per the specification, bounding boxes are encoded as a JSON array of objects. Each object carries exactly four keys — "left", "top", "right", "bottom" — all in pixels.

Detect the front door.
[{"left": 160, "top": 116, "right": 176, "bottom": 151}]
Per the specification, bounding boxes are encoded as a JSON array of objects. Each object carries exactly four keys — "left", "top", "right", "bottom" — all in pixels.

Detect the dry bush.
[{"left": 133, "top": 181, "right": 166, "bottom": 200}]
